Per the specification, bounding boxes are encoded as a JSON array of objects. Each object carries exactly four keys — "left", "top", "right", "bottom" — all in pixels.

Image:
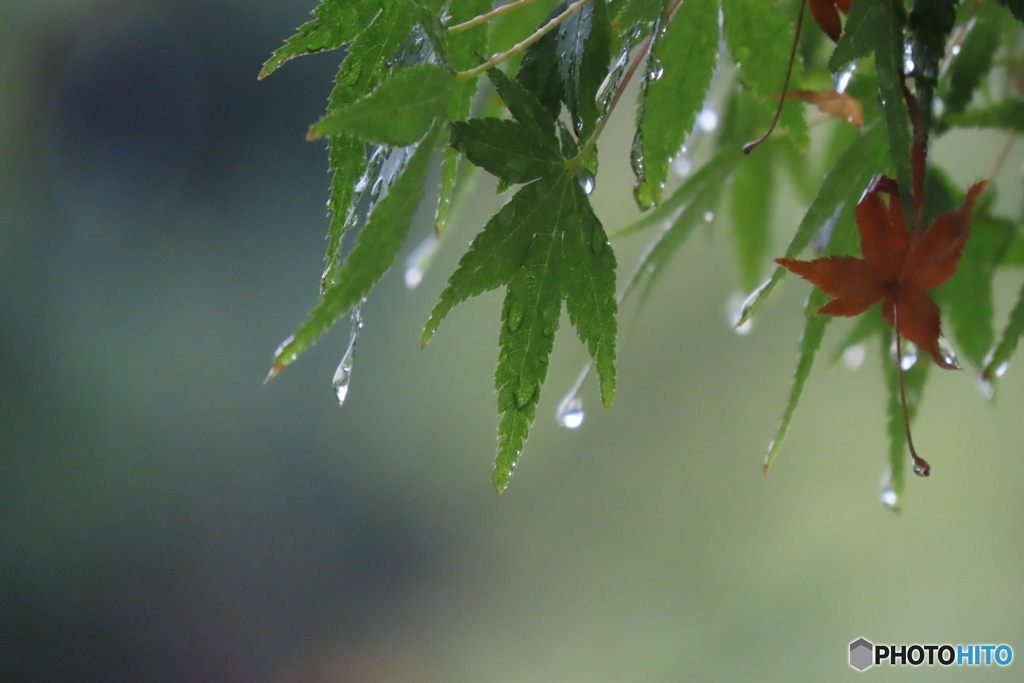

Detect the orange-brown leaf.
[
  {"left": 779, "top": 90, "right": 864, "bottom": 126},
  {"left": 903, "top": 181, "right": 988, "bottom": 289},
  {"left": 776, "top": 175, "right": 987, "bottom": 369}
]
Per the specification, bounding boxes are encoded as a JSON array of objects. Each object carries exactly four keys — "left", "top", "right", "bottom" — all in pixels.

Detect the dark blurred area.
[
  {"left": 3, "top": 2, "right": 1024, "bottom": 682},
  {"left": 1, "top": 3, "right": 457, "bottom": 681}
]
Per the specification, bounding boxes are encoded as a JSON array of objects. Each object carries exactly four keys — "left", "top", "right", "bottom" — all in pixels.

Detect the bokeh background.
[{"left": 2, "top": 1, "right": 1024, "bottom": 681}]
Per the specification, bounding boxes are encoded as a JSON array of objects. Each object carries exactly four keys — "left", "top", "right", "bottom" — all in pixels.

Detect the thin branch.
[
  {"left": 572, "top": 0, "right": 686, "bottom": 163},
  {"left": 456, "top": 0, "right": 594, "bottom": 81},
  {"left": 448, "top": 0, "right": 543, "bottom": 35},
  {"left": 742, "top": 0, "right": 807, "bottom": 154},
  {"left": 893, "top": 302, "right": 931, "bottom": 477}
]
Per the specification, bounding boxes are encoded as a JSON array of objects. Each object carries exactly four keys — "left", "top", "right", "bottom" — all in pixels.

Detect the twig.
[
  {"left": 893, "top": 302, "right": 931, "bottom": 477},
  {"left": 448, "top": 0, "right": 543, "bottom": 35},
  {"left": 742, "top": 0, "right": 807, "bottom": 154},
  {"left": 456, "top": 0, "right": 594, "bottom": 81},
  {"left": 572, "top": 0, "right": 686, "bottom": 162}
]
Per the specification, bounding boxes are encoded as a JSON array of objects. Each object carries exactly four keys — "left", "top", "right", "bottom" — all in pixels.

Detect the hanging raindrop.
[
  {"left": 404, "top": 234, "right": 439, "bottom": 290},
  {"left": 890, "top": 337, "right": 917, "bottom": 370},
  {"left": 727, "top": 293, "right": 754, "bottom": 336},
  {"left": 937, "top": 336, "right": 960, "bottom": 369},
  {"left": 556, "top": 361, "right": 593, "bottom": 428},
  {"left": 575, "top": 166, "right": 596, "bottom": 196},
  {"left": 332, "top": 306, "right": 364, "bottom": 406},
  {"left": 879, "top": 467, "right": 900, "bottom": 511},
  {"left": 834, "top": 65, "right": 856, "bottom": 94}
]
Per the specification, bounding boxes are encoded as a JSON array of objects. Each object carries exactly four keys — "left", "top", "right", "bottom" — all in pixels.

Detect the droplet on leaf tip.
[
  {"left": 556, "top": 395, "right": 584, "bottom": 429},
  {"left": 937, "top": 336, "right": 960, "bottom": 370},
  {"left": 890, "top": 338, "right": 918, "bottom": 370},
  {"left": 880, "top": 468, "right": 900, "bottom": 511},
  {"left": 727, "top": 293, "right": 754, "bottom": 336},
  {"left": 404, "top": 234, "right": 439, "bottom": 290}
]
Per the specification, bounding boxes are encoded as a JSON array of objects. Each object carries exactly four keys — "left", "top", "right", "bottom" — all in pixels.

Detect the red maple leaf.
[
  {"left": 809, "top": 0, "right": 851, "bottom": 42},
  {"left": 776, "top": 175, "right": 986, "bottom": 475},
  {"left": 777, "top": 175, "right": 986, "bottom": 370}
]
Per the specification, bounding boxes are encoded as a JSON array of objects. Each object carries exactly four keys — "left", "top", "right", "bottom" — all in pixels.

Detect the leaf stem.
[
  {"left": 571, "top": 0, "right": 686, "bottom": 164},
  {"left": 456, "top": 0, "right": 594, "bottom": 81},
  {"left": 985, "top": 133, "right": 1016, "bottom": 186},
  {"left": 742, "top": 0, "right": 806, "bottom": 154},
  {"left": 448, "top": 0, "right": 543, "bottom": 35},
  {"left": 893, "top": 301, "right": 930, "bottom": 477},
  {"left": 572, "top": 33, "right": 653, "bottom": 164}
]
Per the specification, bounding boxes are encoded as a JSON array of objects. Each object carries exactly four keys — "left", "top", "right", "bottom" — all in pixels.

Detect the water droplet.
[
  {"left": 591, "top": 229, "right": 606, "bottom": 255},
  {"left": 332, "top": 306, "right": 364, "bottom": 407},
  {"left": 516, "top": 382, "right": 535, "bottom": 407},
  {"left": 727, "top": 293, "right": 754, "bottom": 336},
  {"left": 542, "top": 326, "right": 553, "bottom": 337},
  {"left": 841, "top": 344, "right": 866, "bottom": 370},
  {"left": 994, "top": 361, "right": 1009, "bottom": 378},
  {"left": 951, "top": 44, "right": 961, "bottom": 56},
  {"left": 903, "top": 44, "right": 915, "bottom": 76},
  {"left": 630, "top": 129, "right": 646, "bottom": 179},
  {"left": 404, "top": 234, "right": 439, "bottom": 290},
  {"left": 703, "top": 211, "right": 715, "bottom": 223},
  {"left": 697, "top": 108, "right": 718, "bottom": 132},
  {"left": 890, "top": 338, "right": 917, "bottom": 370},
  {"left": 671, "top": 150, "right": 692, "bottom": 178},
  {"left": 648, "top": 62, "right": 664, "bottom": 82},
  {"left": 879, "top": 467, "right": 900, "bottom": 510},
  {"left": 834, "top": 66, "right": 856, "bottom": 94},
  {"left": 735, "top": 278, "right": 773, "bottom": 329},
  {"left": 506, "top": 303, "right": 524, "bottom": 332},
  {"left": 937, "top": 336, "right": 960, "bottom": 369},
  {"left": 979, "top": 376, "right": 995, "bottom": 400},
  {"left": 556, "top": 396, "right": 584, "bottom": 429},
  {"left": 575, "top": 167, "right": 595, "bottom": 196}
]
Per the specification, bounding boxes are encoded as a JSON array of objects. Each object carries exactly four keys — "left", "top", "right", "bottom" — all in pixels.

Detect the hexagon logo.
[{"left": 849, "top": 638, "right": 874, "bottom": 671}]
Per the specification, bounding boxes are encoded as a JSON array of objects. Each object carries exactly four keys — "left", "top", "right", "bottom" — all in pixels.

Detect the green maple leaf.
[{"left": 423, "top": 68, "right": 617, "bottom": 492}]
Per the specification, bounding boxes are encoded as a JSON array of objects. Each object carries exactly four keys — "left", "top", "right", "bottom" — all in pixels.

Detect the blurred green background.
[{"left": 2, "top": 1, "right": 1024, "bottom": 681}]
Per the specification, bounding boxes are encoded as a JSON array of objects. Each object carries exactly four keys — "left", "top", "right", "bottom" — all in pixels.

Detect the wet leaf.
[
  {"left": 943, "top": 1, "right": 1002, "bottom": 116},
  {"left": 451, "top": 118, "right": 565, "bottom": 183},
  {"left": 908, "top": 0, "right": 957, "bottom": 131},
  {"left": 722, "top": 0, "right": 808, "bottom": 147},
  {"left": 309, "top": 64, "right": 456, "bottom": 145},
  {"left": 320, "top": 7, "right": 417, "bottom": 288},
  {"left": 271, "top": 125, "right": 444, "bottom": 377},
  {"left": 948, "top": 213, "right": 1013, "bottom": 370},
  {"left": 558, "top": 0, "right": 611, "bottom": 137},
  {"left": 984, "top": 279, "right": 1024, "bottom": 384},
  {"left": 259, "top": 0, "right": 382, "bottom": 78},
  {"left": 634, "top": 0, "right": 719, "bottom": 206},
  {"left": 731, "top": 141, "right": 776, "bottom": 293},
  {"left": 736, "top": 122, "right": 886, "bottom": 326},
  {"left": 489, "top": 66, "right": 561, "bottom": 147},
  {"left": 424, "top": 172, "right": 616, "bottom": 492},
  {"left": 766, "top": 194, "right": 861, "bottom": 472},
  {"left": 625, "top": 181, "right": 725, "bottom": 311},
  {"left": 776, "top": 176, "right": 987, "bottom": 368},
  {"left": 945, "top": 101, "right": 1024, "bottom": 132}
]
